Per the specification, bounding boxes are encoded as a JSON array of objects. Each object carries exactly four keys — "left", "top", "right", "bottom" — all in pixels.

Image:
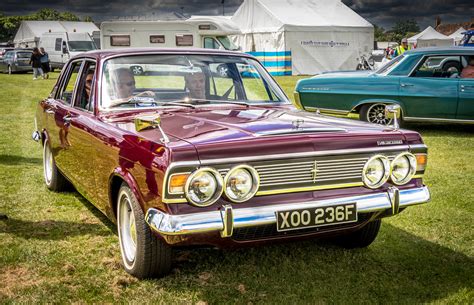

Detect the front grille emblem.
[{"left": 311, "top": 161, "right": 318, "bottom": 183}]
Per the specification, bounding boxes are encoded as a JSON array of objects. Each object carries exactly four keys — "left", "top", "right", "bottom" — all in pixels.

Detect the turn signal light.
[
  {"left": 169, "top": 173, "right": 189, "bottom": 194},
  {"left": 415, "top": 154, "right": 428, "bottom": 172}
]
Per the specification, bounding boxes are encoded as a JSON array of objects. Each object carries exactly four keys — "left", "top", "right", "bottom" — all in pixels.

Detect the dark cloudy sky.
[{"left": 1, "top": 0, "right": 473, "bottom": 29}]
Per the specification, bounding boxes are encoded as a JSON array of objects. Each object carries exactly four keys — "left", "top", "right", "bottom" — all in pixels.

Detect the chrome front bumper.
[{"left": 145, "top": 186, "right": 430, "bottom": 238}]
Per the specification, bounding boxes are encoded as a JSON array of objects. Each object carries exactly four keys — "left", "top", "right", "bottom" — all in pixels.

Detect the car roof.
[
  {"left": 75, "top": 47, "right": 255, "bottom": 60},
  {"left": 404, "top": 46, "right": 474, "bottom": 55}
]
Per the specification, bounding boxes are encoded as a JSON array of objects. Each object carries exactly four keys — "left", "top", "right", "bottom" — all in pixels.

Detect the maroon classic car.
[{"left": 33, "top": 48, "right": 430, "bottom": 278}]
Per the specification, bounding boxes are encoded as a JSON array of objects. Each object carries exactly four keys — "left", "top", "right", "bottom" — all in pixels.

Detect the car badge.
[
  {"left": 310, "top": 161, "right": 318, "bottom": 183},
  {"left": 377, "top": 140, "right": 403, "bottom": 146},
  {"left": 292, "top": 119, "right": 304, "bottom": 129}
]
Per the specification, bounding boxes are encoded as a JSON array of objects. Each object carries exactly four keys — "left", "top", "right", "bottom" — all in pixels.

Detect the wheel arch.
[
  {"left": 108, "top": 169, "right": 145, "bottom": 221},
  {"left": 351, "top": 99, "right": 406, "bottom": 118}
]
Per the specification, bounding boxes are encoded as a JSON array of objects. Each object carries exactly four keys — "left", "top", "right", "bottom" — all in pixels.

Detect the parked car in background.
[
  {"left": 33, "top": 48, "right": 430, "bottom": 278},
  {"left": 294, "top": 47, "right": 474, "bottom": 125},
  {"left": 459, "top": 30, "right": 474, "bottom": 47},
  {"left": 0, "top": 49, "right": 33, "bottom": 74},
  {"left": 0, "top": 46, "right": 14, "bottom": 59}
]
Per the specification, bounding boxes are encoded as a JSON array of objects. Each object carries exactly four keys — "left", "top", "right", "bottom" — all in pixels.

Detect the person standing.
[
  {"left": 393, "top": 38, "right": 411, "bottom": 57},
  {"left": 39, "top": 47, "right": 50, "bottom": 79},
  {"left": 29, "top": 48, "right": 44, "bottom": 80}
]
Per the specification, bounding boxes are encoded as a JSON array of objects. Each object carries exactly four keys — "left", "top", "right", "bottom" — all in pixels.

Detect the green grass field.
[{"left": 0, "top": 72, "right": 473, "bottom": 303}]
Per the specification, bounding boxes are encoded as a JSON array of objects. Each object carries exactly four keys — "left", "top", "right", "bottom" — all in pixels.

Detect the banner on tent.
[{"left": 247, "top": 51, "right": 292, "bottom": 76}]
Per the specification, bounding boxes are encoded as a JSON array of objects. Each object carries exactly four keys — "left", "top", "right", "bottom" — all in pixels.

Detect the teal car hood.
[{"left": 313, "top": 70, "right": 375, "bottom": 78}]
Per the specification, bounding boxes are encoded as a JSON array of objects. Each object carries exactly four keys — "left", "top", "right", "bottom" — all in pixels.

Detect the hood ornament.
[
  {"left": 134, "top": 114, "right": 170, "bottom": 144},
  {"left": 292, "top": 119, "right": 304, "bottom": 129}
]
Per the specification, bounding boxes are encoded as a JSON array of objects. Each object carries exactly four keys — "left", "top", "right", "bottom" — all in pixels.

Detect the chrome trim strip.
[
  {"left": 305, "top": 106, "right": 350, "bottom": 115},
  {"left": 146, "top": 186, "right": 430, "bottom": 236},
  {"left": 408, "top": 144, "right": 428, "bottom": 151},
  {"left": 199, "top": 146, "right": 409, "bottom": 165},
  {"left": 403, "top": 117, "right": 474, "bottom": 124}
]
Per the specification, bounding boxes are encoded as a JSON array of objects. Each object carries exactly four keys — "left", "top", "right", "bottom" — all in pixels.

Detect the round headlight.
[
  {"left": 362, "top": 155, "right": 390, "bottom": 189},
  {"left": 391, "top": 152, "right": 417, "bottom": 185},
  {"left": 185, "top": 167, "right": 223, "bottom": 207},
  {"left": 224, "top": 165, "right": 259, "bottom": 203}
]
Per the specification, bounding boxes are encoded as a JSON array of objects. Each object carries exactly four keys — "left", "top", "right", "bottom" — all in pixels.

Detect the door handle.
[
  {"left": 400, "top": 83, "right": 414, "bottom": 87},
  {"left": 45, "top": 108, "right": 55, "bottom": 114},
  {"left": 63, "top": 114, "right": 72, "bottom": 125},
  {"left": 460, "top": 85, "right": 474, "bottom": 89}
]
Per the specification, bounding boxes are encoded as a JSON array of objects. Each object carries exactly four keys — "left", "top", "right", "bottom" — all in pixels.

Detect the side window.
[
  {"left": 111, "top": 35, "right": 130, "bottom": 47},
  {"left": 55, "top": 38, "right": 62, "bottom": 51},
  {"left": 176, "top": 34, "right": 193, "bottom": 46},
  {"left": 150, "top": 35, "right": 165, "bottom": 44},
  {"left": 412, "top": 55, "right": 462, "bottom": 78},
  {"left": 204, "top": 37, "right": 219, "bottom": 49},
  {"left": 74, "top": 61, "right": 96, "bottom": 111},
  {"left": 59, "top": 61, "right": 83, "bottom": 105}
]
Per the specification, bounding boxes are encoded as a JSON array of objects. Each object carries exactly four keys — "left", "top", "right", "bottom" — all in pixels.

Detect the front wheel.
[
  {"left": 117, "top": 183, "right": 172, "bottom": 278},
  {"left": 333, "top": 219, "right": 382, "bottom": 248},
  {"left": 360, "top": 103, "right": 393, "bottom": 125}
]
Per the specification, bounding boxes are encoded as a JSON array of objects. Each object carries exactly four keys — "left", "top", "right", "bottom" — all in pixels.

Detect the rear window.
[{"left": 17, "top": 52, "right": 32, "bottom": 58}]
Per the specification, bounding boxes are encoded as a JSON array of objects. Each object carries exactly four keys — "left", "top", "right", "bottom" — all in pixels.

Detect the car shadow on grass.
[
  {"left": 156, "top": 223, "right": 473, "bottom": 304},
  {"left": 0, "top": 217, "right": 112, "bottom": 240},
  {"left": 0, "top": 154, "right": 42, "bottom": 165}
]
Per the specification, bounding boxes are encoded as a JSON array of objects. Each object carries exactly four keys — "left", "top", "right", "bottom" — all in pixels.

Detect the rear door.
[{"left": 399, "top": 55, "right": 459, "bottom": 119}]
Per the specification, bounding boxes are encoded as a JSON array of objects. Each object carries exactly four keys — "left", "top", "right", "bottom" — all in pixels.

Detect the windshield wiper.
[
  {"left": 189, "top": 98, "right": 250, "bottom": 108},
  {"left": 159, "top": 100, "right": 196, "bottom": 109}
]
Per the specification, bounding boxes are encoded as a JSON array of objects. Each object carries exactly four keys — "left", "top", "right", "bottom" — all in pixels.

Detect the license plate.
[{"left": 276, "top": 203, "right": 357, "bottom": 232}]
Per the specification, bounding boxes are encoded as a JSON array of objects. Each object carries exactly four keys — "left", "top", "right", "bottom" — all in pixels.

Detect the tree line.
[
  {"left": 0, "top": 9, "right": 94, "bottom": 43},
  {"left": 374, "top": 19, "right": 420, "bottom": 43}
]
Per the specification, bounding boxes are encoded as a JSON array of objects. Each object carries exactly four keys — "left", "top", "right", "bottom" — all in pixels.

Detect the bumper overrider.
[{"left": 145, "top": 186, "right": 430, "bottom": 238}]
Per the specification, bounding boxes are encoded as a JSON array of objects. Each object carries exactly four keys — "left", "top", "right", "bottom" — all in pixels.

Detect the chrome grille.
[{"left": 216, "top": 153, "right": 400, "bottom": 191}]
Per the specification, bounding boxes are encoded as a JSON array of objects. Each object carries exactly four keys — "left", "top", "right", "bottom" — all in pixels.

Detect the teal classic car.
[{"left": 294, "top": 47, "right": 474, "bottom": 124}]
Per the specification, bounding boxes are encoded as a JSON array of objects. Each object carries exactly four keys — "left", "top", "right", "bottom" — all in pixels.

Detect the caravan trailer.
[{"left": 100, "top": 16, "right": 241, "bottom": 51}]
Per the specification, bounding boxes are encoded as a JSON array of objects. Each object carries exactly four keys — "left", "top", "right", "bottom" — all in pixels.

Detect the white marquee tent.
[
  {"left": 449, "top": 27, "right": 467, "bottom": 45},
  {"left": 231, "top": 0, "right": 374, "bottom": 75},
  {"left": 14, "top": 21, "right": 99, "bottom": 48},
  {"left": 407, "top": 26, "right": 454, "bottom": 48}
]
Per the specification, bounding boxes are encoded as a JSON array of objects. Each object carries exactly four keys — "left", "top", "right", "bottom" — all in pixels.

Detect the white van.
[
  {"left": 100, "top": 16, "right": 241, "bottom": 51},
  {"left": 39, "top": 32, "right": 97, "bottom": 69}
]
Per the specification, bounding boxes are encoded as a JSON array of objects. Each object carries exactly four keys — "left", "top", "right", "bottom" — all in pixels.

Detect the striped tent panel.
[{"left": 247, "top": 51, "right": 292, "bottom": 76}]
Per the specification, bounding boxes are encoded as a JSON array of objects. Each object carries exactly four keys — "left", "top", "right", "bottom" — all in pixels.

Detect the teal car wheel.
[{"left": 360, "top": 103, "right": 393, "bottom": 125}]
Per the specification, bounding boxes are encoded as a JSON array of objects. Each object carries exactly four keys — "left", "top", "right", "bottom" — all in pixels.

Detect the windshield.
[
  {"left": 375, "top": 54, "right": 404, "bottom": 74},
  {"left": 100, "top": 54, "right": 288, "bottom": 110},
  {"left": 68, "top": 41, "right": 96, "bottom": 52},
  {"left": 216, "top": 36, "right": 239, "bottom": 51},
  {"left": 16, "top": 52, "right": 32, "bottom": 58}
]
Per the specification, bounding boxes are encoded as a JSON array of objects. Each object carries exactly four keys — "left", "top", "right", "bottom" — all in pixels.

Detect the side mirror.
[{"left": 385, "top": 104, "right": 401, "bottom": 130}]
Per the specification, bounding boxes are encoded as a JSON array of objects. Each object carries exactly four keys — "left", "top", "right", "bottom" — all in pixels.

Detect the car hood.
[
  {"left": 103, "top": 105, "right": 412, "bottom": 160},
  {"left": 313, "top": 70, "right": 375, "bottom": 78}
]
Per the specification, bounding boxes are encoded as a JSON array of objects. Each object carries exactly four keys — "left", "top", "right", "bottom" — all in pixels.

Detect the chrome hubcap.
[
  {"left": 118, "top": 193, "right": 137, "bottom": 265},
  {"left": 367, "top": 104, "right": 393, "bottom": 125}
]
